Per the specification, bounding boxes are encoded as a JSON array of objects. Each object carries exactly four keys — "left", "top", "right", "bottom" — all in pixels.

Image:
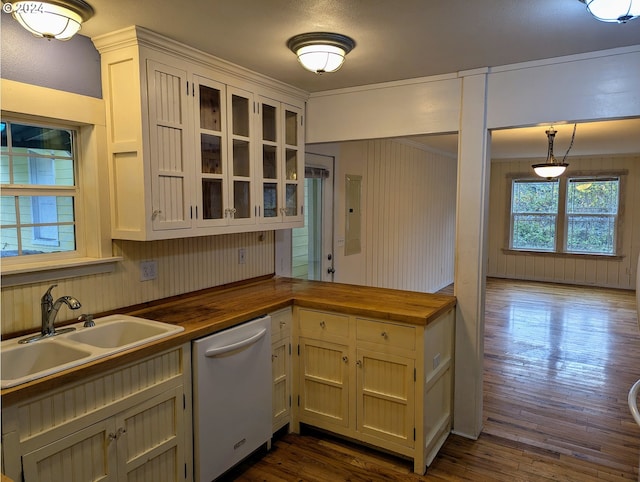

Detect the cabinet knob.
[
  {"left": 319, "top": 321, "right": 326, "bottom": 329},
  {"left": 381, "top": 331, "right": 388, "bottom": 339},
  {"left": 280, "top": 321, "right": 286, "bottom": 328},
  {"left": 152, "top": 209, "right": 162, "bottom": 220},
  {"left": 356, "top": 360, "right": 362, "bottom": 367},
  {"left": 342, "top": 356, "right": 348, "bottom": 363},
  {"left": 108, "top": 427, "right": 126, "bottom": 442}
]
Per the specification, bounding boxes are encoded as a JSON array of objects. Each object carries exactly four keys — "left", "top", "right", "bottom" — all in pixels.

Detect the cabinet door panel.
[
  {"left": 357, "top": 348, "right": 415, "bottom": 447},
  {"left": 116, "top": 387, "right": 184, "bottom": 482},
  {"left": 22, "top": 419, "right": 117, "bottom": 482},
  {"left": 298, "top": 338, "right": 349, "bottom": 428},
  {"left": 282, "top": 105, "right": 303, "bottom": 222},
  {"left": 147, "top": 60, "right": 192, "bottom": 231},
  {"left": 226, "top": 86, "right": 255, "bottom": 226},
  {"left": 194, "top": 75, "right": 227, "bottom": 228},
  {"left": 272, "top": 339, "right": 290, "bottom": 430}
]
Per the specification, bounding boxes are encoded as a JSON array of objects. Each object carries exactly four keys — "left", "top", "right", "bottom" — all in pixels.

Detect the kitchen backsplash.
[{"left": 1, "top": 231, "right": 274, "bottom": 336}]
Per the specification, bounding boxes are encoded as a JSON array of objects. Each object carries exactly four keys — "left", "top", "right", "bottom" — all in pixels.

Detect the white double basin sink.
[{"left": 1, "top": 315, "right": 184, "bottom": 389}]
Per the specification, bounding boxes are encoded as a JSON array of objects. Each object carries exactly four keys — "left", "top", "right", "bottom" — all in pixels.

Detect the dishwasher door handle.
[{"left": 204, "top": 328, "right": 267, "bottom": 357}]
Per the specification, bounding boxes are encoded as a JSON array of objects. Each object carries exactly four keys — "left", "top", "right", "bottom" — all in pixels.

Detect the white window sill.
[
  {"left": 1, "top": 257, "right": 122, "bottom": 287},
  {"left": 501, "top": 248, "right": 623, "bottom": 261}
]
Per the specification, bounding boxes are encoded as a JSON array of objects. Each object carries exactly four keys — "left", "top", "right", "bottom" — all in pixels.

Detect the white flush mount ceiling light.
[
  {"left": 6, "top": 0, "right": 94, "bottom": 40},
  {"left": 579, "top": 0, "right": 640, "bottom": 23},
  {"left": 287, "top": 32, "right": 355, "bottom": 73},
  {"left": 532, "top": 125, "right": 577, "bottom": 179}
]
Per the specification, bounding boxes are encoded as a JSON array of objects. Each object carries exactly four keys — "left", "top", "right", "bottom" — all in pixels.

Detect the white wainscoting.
[
  {"left": 1, "top": 232, "right": 274, "bottom": 335},
  {"left": 488, "top": 154, "right": 640, "bottom": 289},
  {"left": 333, "top": 138, "right": 457, "bottom": 293}
]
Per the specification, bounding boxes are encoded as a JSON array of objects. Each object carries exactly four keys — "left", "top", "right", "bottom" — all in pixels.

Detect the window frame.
[
  {"left": 1, "top": 117, "right": 85, "bottom": 264},
  {"left": 563, "top": 176, "right": 620, "bottom": 256},
  {"left": 1, "top": 79, "right": 119, "bottom": 287},
  {"left": 506, "top": 171, "right": 625, "bottom": 259},
  {"left": 509, "top": 178, "right": 560, "bottom": 253}
]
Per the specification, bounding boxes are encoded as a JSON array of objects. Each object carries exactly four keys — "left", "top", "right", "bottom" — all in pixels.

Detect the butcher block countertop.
[{"left": 1, "top": 277, "right": 456, "bottom": 404}]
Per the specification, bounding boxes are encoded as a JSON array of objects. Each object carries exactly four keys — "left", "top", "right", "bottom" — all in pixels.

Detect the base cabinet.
[
  {"left": 292, "top": 307, "right": 455, "bottom": 475},
  {"left": 356, "top": 347, "right": 415, "bottom": 447},
  {"left": 2, "top": 345, "right": 193, "bottom": 482},
  {"left": 270, "top": 308, "right": 292, "bottom": 432}
]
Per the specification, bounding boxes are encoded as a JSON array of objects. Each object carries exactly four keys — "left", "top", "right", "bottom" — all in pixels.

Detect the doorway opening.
[{"left": 291, "top": 153, "right": 334, "bottom": 281}]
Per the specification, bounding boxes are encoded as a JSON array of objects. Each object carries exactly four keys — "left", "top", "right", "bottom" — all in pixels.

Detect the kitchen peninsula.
[{"left": 1, "top": 277, "right": 455, "bottom": 478}]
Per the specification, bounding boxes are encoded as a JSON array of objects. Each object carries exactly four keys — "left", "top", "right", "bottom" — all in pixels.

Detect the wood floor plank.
[{"left": 220, "top": 279, "right": 640, "bottom": 481}]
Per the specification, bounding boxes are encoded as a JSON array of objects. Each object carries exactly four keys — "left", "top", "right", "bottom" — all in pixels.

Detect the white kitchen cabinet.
[
  {"left": 92, "top": 26, "right": 307, "bottom": 240},
  {"left": 194, "top": 79, "right": 256, "bottom": 228},
  {"left": 147, "top": 59, "right": 192, "bottom": 232},
  {"left": 355, "top": 317, "right": 416, "bottom": 449},
  {"left": 2, "top": 345, "right": 193, "bottom": 482},
  {"left": 258, "top": 97, "right": 304, "bottom": 225},
  {"left": 292, "top": 306, "right": 455, "bottom": 475},
  {"left": 270, "top": 307, "right": 292, "bottom": 432},
  {"left": 295, "top": 309, "right": 350, "bottom": 430}
]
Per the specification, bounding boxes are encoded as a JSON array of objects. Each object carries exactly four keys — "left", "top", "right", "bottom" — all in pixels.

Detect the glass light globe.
[
  {"left": 582, "top": 0, "right": 640, "bottom": 22},
  {"left": 297, "top": 45, "right": 346, "bottom": 73},
  {"left": 11, "top": 2, "right": 83, "bottom": 40}
]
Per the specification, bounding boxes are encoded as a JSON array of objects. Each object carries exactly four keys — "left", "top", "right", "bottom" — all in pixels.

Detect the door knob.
[{"left": 327, "top": 267, "right": 335, "bottom": 274}]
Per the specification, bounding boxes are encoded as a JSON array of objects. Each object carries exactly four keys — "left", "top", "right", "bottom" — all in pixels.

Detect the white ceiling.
[{"left": 78, "top": 0, "right": 640, "bottom": 155}]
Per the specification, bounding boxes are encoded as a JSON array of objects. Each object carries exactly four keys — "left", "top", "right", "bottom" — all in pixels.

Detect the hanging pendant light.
[
  {"left": 579, "top": 0, "right": 640, "bottom": 23},
  {"left": 532, "top": 125, "right": 577, "bottom": 179},
  {"left": 287, "top": 32, "right": 355, "bottom": 74},
  {"left": 7, "top": 0, "right": 94, "bottom": 40}
]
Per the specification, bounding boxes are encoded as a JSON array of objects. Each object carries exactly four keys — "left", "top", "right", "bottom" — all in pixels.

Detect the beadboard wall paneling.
[
  {"left": 1, "top": 232, "right": 274, "bottom": 335},
  {"left": 339, "top": 138, "right": 457, "bottom": 293},
  {"left": 487, "top": 154, "right": 640, "bottom": 289}
]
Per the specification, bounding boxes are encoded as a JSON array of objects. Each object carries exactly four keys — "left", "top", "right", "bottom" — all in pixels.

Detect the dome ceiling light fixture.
[
  {"left": 4, "top": 0, "right": 94, "bottom": 40},
  {"left": 532, "top": 124, "right": 577, "bottom": 180},
  {"left": 287, "top": 32, "right": 356, "bottom": 74},
  {"left": 578, "top": 0, "right": 640, "bottom": 23}
]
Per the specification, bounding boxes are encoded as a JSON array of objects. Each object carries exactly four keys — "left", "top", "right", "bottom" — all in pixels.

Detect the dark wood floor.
[{"left": 221, "top": 279, "right": 640, "bottom": 481}]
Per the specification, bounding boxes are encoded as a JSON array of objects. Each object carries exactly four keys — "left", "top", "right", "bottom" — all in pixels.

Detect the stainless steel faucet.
[{"left": 19, "top": 284, "right": 82, "bottom": 344}]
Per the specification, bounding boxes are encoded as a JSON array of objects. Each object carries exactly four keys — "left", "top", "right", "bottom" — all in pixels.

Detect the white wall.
[
  {"left": 488, "top": 154, "right": 640, "bottom": 289},
  {"left": 315, "top": 138, "right": 457, "bottom": 293}
]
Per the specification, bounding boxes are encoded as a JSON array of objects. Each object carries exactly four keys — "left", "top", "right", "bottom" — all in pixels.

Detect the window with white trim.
[
  {"left": 1, "top": 119, "right": 80, "bottom": 259},
  {"left": 565, "top": 178, "right": 619, "bottom": 255},
  {"left": 509, "top": 176, "right": 620, "bottom": 256}
]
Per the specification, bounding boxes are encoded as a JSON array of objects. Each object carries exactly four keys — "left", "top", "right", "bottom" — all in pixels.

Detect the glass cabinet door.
[
  {"left": 260, "top": 100, "right": 279, "bottom": 219},
  {"left": 195, "top": 76, "right": 226, "bottom": 224},
  {"left": 284, "top": 107, "right": 302, "bottom": 219},
  {"left": 227, "top": 87, "right": 254, "bottom": 224},
  {"left": 258, "top": 98, "right": 304, "bottom": 224}
]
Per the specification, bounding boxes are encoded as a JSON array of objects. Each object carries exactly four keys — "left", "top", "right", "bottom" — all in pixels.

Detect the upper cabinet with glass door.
[
  {"left": 194, "top": 77, "right": 255, "bottom": 228},
  {"left": 194, "top": 76, "right": 226, "bottom": 227},
  {"left": 258, "top": 97, "right": 304, "bottom": 226},
  {"left": 226, "top": 87, "right": 255, "bottom": 226},
  {"left": 94, "top": 27, "right": 307, "bottom": 240}
]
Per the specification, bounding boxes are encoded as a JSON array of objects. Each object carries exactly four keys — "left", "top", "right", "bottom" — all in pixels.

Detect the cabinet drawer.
[
  {"left": 298, "top": 309, "right": 349, "bottom": 338},
  {"left": 271, "top": 307, "right": 292, "bottom": 340},
  {"left": 356, "top": 318, "right": 416, "bottom": 351}
]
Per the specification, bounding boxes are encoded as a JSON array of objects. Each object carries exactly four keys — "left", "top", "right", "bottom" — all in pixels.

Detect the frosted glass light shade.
[
  {"left": 532, "top": 163, "right": 568, "bottom": 179},
  {"left": 10, "top": 1, "right": 94, "bottom": 40},
  {"left": 579, "top": 0, "right": 640, "bottom": 22},
  {"left": 287, "top": 32, "right": 355, "bottom": 74},
  {"left": 296, "top": 45, "right": 346, "bottom": 73}
]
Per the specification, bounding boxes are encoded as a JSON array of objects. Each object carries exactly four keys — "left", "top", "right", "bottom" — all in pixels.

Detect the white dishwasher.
[{"left": 192, "top": 315, "right": 272, "bottom": 481}]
